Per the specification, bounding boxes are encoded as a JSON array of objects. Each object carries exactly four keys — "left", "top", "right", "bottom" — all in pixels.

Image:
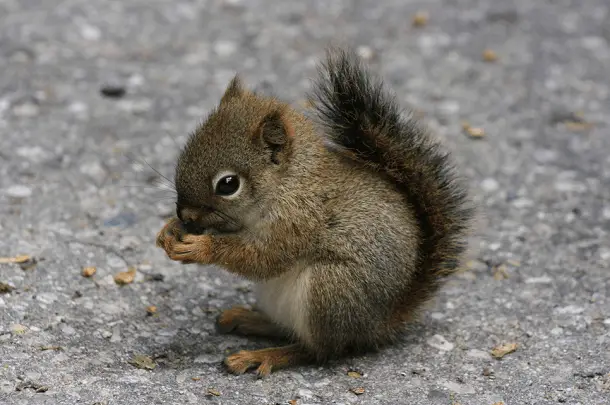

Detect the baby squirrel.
[{"left": 156, "top": 48, "right": 474, "bottom": 377}]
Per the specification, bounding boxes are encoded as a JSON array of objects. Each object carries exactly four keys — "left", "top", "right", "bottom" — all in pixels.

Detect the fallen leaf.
[
  {"left": 347, "top": 371, "right": 362, "bottom": 378},
  {"left": 11, "top": 324, "right": 27, "bottom": 335},
  {"left": 493, "top": 264, "right": 509, "bottom": 280},
  {"left": 506, "top": 259, "right": 521, "bottom": 267},
  {"left": 129, "top": 354, "right": 156, "bottom": 370},
  {"left": 0, "top": 282, "right": 14, "bottom": 294},
  {"left": 206, "top": 388, "right": 221, "bottom": 396},
  {"left": 482, "top": 49, "right": 498, "bottom": 62},
  {"left": 0, "top": 255, "right": 31, "bottom": 264},
  {"left": 565, "top": 121, "right": 594, "bottom": 131},
  {"left": 82, "top": 266, "right": 96, "bottom": 277},
  {"left": 412, "top": 11, "right": 429, "bottom": 27},
  {"left": 146, "top": 305, "right": 157, "bottom": 315},
  {"left": 191, "top": 377, "right": 201, "bottom": 381},
  {"left": 350, "top": 387, "right": 365, "bottom": 395},
  {"left": 114, "top": 267, "right": 136, "bottom": 285},
  {"left": 491, "top": 342, "right": 518, "bottom": 359}
]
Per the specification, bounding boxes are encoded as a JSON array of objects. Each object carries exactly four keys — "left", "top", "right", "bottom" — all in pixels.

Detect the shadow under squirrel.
[{"left": 156, "top": 48, "right": 474, "bottom": 377}]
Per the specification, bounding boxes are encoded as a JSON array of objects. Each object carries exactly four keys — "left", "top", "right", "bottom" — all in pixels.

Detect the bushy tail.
[{"left": 308, "top": 48, "right": 474, "bottom": 296}]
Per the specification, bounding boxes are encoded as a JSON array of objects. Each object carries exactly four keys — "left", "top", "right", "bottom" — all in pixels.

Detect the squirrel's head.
[{"left": 174, "top": 75, "right": 296, "bottom": 234}]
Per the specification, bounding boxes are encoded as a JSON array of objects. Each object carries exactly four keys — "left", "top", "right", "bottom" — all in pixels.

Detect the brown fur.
[{"left": 156, "top": 47, "right": 474, "bottom": 375}]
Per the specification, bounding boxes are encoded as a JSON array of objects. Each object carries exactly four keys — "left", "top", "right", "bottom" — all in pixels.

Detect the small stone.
[
  {"left": 80, "top": 23, "right": 101, "bottom": 40},
  {"left": 104, "top": 212, "right": 137, "bottom": 228},
  {"left": 146, "top": 305, "right": 157, "bottom": 315},
  {"left": 16, "top": 146, "right": 48, "bottom": 161},
  {"left": 80, "top": 161, "right": 107, "bottom": 184},
  {"left": 12, "top": 101, "right": 39, "bottom": 117},
  {"left": 100, "top": 85, "right": 126, "bottom": 99},
  {"left": 441, "top": 380, "right": 475, "bottom": 394},
  {"left": 356, "top": 46, "right": 374, "bottom": 61},
  {"left": 466, "top": 349, "right": 492, "bottom": 360},
  {"left": 555, "top": 305, "right": 584, "bottom": 315},
  {"left": 36, "top": 292, "right": 58, "bottom": 304},
  {"left": 82, "top": 267, "right": 96, "bottom": 277},
  {"left": 525, "top": 276, "right": 552, "bottom": 284},
  {"left": 68, "top": 102, "right": 88, "bottom": 114},
  {"left": 412, "top": 11, "right": 429, "bottom": 27},
  {"left": 101, "top": 330, "right": 112, "bottom": 339},
  {"left": 194, "top": 353, "right": 223, "bottom": 364},
  {"left": 482, "top": 367, "right": 494, "bottom": 376},
  {"left": 213, "top": 40, "right": 237, "bottom": 57},
  {"left": 427, "top": 334, "right": 454, "bottom": 351},
  {"left": 6, "top": 185, "right": 32, "bottom": 199},
  {"left": 347, "top": 370, "right": 362, "bottom": 378},
  {"left": 110, "top": 326, "right": 121, "bottom": 343},
  {"left": 350, "top": 387, "right": 365, "bottom": 395},
  {"left": 61, "top": 324, "right": 76, "bottom": 336},
  {"left": 481, "top": 178, "right": 499, "bottom": 192},
  {"left": 297, "top": 388, "right": 314, "bottom": 399}
]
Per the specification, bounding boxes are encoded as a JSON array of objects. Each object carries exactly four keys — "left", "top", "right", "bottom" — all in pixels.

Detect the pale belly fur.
[{"left": 255, "top": 264, "right": 312, "bottom": 344}]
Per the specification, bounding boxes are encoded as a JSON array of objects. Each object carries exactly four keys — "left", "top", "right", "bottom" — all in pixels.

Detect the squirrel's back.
[{"left": 308, "top": 48, "right": 474, "bottom": 316}]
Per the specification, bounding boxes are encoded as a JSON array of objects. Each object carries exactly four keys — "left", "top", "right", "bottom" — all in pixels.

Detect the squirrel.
[{"left": 156, "top": 47, "right": 474, "bottom": 377}]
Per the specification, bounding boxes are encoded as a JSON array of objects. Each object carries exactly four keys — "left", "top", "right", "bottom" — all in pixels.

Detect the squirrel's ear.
[
  {"left": 220, "top": 75, "right": 244, "bottom": 105},
  {"left": 255, "top": 109, "right": 294, "bottom": 165}
]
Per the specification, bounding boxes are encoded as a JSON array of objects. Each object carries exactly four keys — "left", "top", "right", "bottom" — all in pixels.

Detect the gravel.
[{"left": 1, "top": 0, "right": 609, "bottom": 404}]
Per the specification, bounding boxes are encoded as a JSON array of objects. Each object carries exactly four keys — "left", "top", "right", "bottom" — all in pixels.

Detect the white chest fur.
[{"left": 255, "top": 265, "right": 311, "bottom": 344}]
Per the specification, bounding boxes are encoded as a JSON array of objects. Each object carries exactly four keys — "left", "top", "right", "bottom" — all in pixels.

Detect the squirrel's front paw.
[
  {"left": 155, "top": 218, "right": 183, "bottom": 248},
  {"left": 164, "top": 233, "right": 213, "bottom": 264}
]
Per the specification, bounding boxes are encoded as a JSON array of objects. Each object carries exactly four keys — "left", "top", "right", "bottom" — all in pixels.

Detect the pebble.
[
  {"left": 101, "top": 330, "right": 112, "bottom": 339},
  {"left": 426, "top": 334, "right": 454, "bottom": 351},
  {"left": 297, "top": 389, "right": 314, "bottom": 399},
  {"left": 356, "top": 45, "right": 374, "bottom": 61},
  {"left": 194, "top": 354, "right": 224, "bottom": 364},
  {"left": 16, "top": 146, "right": 48, "bottom": 161},
  {"left": 438, "top": 100, "right": 460, "bottom": 116},
  {"left": 466, "top": 349, "right": 491, "bottom": 360},
  {"left": 12, "top": 101, "right": 39, "bottom": 117},
  {"left": 80, "top": 161, "right": 107, "bottom": 184},
  {"left": 61, "top": 324, "right": 76, "bottom": 336},
  {"left": 6, "top": 185, "right": 33, "bottom": 198},
  {"left": 110, "top": 326, "right": 121, "bottom": 343},
  {"left": 480, "top": 177, "right": 500, "bottom": 192},
  {"left": 525, "top": 276, "right": 553, "bottom": 284},
  {"left": 440, "top": 380, "right": 475, "bottom": 395},
  {"left": 555, "top": 305, "right": 585, "bottom": 315},
  {"left": 213, "top": 40, "right": 237, "bottom": 57},
  {"left": 68, "top": 101, "right": 88, "bottom": 114},
  {"left": 36, "top": 293, "right": 58, "bottom": 306},
  {"left": 80, "top": 23, "right": 102, "bottom": 41}
]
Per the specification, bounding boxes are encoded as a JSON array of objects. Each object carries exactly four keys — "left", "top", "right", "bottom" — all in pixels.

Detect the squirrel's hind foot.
[{"left": 224, "top": 344, "right": 307, "bottom": 378}]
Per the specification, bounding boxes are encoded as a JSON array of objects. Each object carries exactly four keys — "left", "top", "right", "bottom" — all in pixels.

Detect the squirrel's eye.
[{"left": 215, "top": 175, "right": 241, "bottom": 197}]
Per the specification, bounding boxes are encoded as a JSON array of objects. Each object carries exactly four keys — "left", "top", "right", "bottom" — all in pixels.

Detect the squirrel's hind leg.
[
  {"left": 216, "top": 306, "right": 290, "bottom": 340},
  {"left": 224, "top": 344, "right": 309, "bottom": 377}
]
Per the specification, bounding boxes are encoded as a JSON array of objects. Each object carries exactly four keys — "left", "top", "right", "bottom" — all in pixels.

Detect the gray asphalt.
[{"left": 1, "top": 0, "right": 609, "bottom": 404}]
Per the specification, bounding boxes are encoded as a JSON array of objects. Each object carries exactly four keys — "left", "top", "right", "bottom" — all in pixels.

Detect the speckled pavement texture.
[{"left": 1, "top": 0, "right": 609, "bottom": 404}]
